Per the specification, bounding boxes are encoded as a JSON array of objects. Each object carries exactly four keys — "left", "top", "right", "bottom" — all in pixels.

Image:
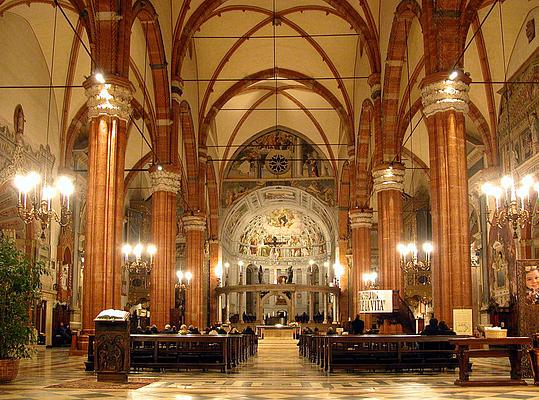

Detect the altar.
[{"left": 256, "top": 325, "right": 300, "bottom": 339}]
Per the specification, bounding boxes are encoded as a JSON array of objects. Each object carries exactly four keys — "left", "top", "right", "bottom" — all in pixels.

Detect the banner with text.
[{"left": 359, "top": 290, "right": 393, "bottom": 313}]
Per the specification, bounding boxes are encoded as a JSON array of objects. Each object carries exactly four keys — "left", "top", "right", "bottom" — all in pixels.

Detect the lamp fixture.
[
  {"left": 333, "top": 261, "right": 344, "bottom": 287},
  {"left": 362, "top": 271, "right": 379, "bottom": 290},
  {"left": 176, "top": 270, "right": 192, "bottom": 289},
  {"left": 482, "top": 2, "right": 538, "bottom": 238},
  {"left": 397, "top": 242, "right": 432, "bottom": 274},
  {"left": 13, "top": 6, "right": 74, "bottom": 239},
  {"left": 482, "top": 175, "right": 538, "bottom": 237},
  {"left": 122, "top": 242, "right": 156, "bottom": 273}
]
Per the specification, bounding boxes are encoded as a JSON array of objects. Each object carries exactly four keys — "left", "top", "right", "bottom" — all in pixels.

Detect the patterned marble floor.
[{"left": 1, "top": 338, "right": 539, "bottom": 399}]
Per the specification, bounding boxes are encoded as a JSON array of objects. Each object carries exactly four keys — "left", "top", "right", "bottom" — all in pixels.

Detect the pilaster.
[{"left": 349, "top": 209, "right": 373, "bottom": 315}]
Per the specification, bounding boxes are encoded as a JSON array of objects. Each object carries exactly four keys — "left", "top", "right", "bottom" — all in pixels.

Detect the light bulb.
[
  {"left": 224, "top": 262, "right": 230, "bottom": 269},
  {"left": 309, "top": 259, "right": 315, "bottom": 266},
  {"left": 14, "top": 174, "right": 31, "bottom": 193},
  {"left": 185, "top": 271, "right": 193, "bottom": 281},
  {"left": 122, "top": 243, "right": 132, "bottom": 256},
  {"left": 176, "top": 270, "right": 184, "bottom": 281},
  {"left": 397, "top": 243, "right": 408, "bottom": 255},
  {"left": 27, "top": 171, "right": 41, "bottom": 188},
  {"left": 422, "top": 242, "right": 433, "bottom": 254},
  {"left": 94, "top": 72, "right": 106, "bottom": 84},
  {"left": 501, "top": 175, "right": 513, "bottom": 189},
  {"left": 56, "top": 175, "right": 74, "bottom": 197},
  {"left": 407, "top": 243, "right": 417, "bottom": 254},
  {"left": 133, "top": 243, "right": 143, "bottom": 258},
  {"left": 238, "top": 260, "right": 244, "bottom": 267},
  {"left": 481, "top": 182, "right": 494, "bottom": 196},
  {"left": 147, "top": 244, "right": 157, "bottom": 256},
  {"left": 448, "top": 70, "right": 459, "bottom": 81}
]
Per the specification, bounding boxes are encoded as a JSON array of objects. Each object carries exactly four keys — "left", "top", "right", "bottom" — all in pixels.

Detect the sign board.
[
  {"left": 452, "top": 308, "right": 473, "bottom": 335},
  {"left": 359, "top": 290, "right": 393, "bottom": 313}
]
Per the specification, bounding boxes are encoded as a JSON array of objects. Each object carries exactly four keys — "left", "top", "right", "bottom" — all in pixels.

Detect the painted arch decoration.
[{"left": 222, "top": 128, "right": 335, "bottom": 208}]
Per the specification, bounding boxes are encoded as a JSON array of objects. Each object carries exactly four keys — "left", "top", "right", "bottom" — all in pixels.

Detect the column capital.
[
  {"left": 171, "top": 78, "right": 183, "bottom": 103},
  {"left": 182, "top": 214, "right": 206, "bottom": 231},
  {"left": 420, "top": 72, "right": 471, "bottom": 118},
  {"left": 84, "top": 76, "right": 134, "bottom": 121},
  {"left": 149, "top": 169, "right": 182, "bottom": 195},
  {"left": 372, "top": 163, "right": 405, "bottom": 193},
  {"left": 368, "top": 73, "right": 381, "bottom": 100},
  {"left": 349, "top": 208, "right": 373, "bottom": 229}
]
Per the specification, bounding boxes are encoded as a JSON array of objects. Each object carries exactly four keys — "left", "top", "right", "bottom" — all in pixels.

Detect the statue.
[
  {"left": 287, "top": 266, "right": 293, "bottom": 284},
  {"left": 258, "top": 265, "right": 263, "bottom": 284}
]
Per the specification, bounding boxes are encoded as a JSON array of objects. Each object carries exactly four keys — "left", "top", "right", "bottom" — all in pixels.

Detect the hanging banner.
[{"left": 359, "top": 290, "right": 393, "bottom": 313}]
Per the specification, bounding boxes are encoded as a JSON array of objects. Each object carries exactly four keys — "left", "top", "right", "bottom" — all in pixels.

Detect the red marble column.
[
  {"left": 183, "top": 214, "right": 206, "bottom": 329},
  {"left": 149, "top": 170, "right": 181, "bottom": 330},
  {"left": 349, "top": 209, "right": 373, "bottom": 315},
  {"left": 82, "top": 77, "right": 133, "bottom": 335},
  {"left": 373, "top": 164, "right": 405, "bottom": 292},
  {"left": 421, "top": 72, "right": 472, "bottom": 325}
]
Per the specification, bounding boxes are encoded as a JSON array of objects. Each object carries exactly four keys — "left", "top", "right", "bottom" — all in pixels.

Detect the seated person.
[
  {"left": 351, "top": 315, "right": 364, "bottom": 335},
  {"left": 161, "top": 324, "right": 174, "bottom": 334},
  {"left": 243, "top": 326, "right": 255, "bottom": 335},
  {"left": 421, "top": 318, "right": 439, "bottom": 335},
  {"left": 178, "top": 324, "right": 189, "bottom": 335},
  {"left": 326, "top": 327, "right": 337, "bottom": 336},
  {"left": 188, "top": 325, "right": 200, "bottom": 334},
  {"left": 150, "top": 324, "right": 159, "bottom": 334},
  {"left": 438, "top": 321, "right": 456, "bottom": 335}
]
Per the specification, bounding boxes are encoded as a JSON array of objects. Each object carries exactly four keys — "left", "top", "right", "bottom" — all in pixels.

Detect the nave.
[{"left": 2, "top": 341, "right": 539, "bottom": 400}]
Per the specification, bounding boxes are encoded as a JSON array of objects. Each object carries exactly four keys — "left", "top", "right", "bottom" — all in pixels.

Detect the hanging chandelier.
[
  {"left": 122, "top": 243, "right": 156, "bottom": 273},
  {"left": 14, "top": 172, "right": 74, "bottom": 239},
  {"left": 397, "top": 242, "right": 432, "bottom": 274},
  {"left": 482, "top": 175, "right": 538, "bottom": 237}
]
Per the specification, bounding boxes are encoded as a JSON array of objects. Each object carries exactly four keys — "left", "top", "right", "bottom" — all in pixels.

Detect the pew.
[
  {"left": 130, "top": 334, "right": 257, "bottom": 373},
  {"left": 300, "top": 334, "right": 465, "bottom": 373}
]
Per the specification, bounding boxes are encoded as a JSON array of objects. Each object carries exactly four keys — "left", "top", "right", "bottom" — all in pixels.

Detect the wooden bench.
[
  {"left": 300, "top": 334, "right": 465, "bottom": 373},
  {"left": 130, "top": 334, "right": 257, "bottom": 372}
]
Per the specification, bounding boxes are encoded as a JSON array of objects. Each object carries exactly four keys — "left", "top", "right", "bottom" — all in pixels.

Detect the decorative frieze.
[
  {"left": 349, "top": 208, "right": 373, "bottom": 229},
  {"left": 421, "top": 79, "right": 470, "bottom": 117},
  {"left": 372, "top": 165, "right": 405, "bottom": 193},
  {"left": 182, "top": 215, "right": 206, "bottom": 232},
  {"left": 85, "top": 82, "right": 133, "bottom": 121},
  {"left": 149, "top": 170, "right": 182, "bottom": 194}
]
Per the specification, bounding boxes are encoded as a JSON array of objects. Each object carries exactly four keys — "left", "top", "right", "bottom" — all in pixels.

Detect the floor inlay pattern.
[{"left": 1, "top": 339, "right": 538, "bottom": 399}]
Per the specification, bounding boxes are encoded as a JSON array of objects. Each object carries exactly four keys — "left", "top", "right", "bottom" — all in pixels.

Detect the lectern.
[{"left": 94, "top": 309, "right": 130, "bottom": 383}]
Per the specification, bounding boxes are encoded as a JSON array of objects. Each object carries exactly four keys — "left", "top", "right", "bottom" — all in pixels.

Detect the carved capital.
[
  {"left": 149, "top": 170, "right": 182, "bottom": 194},
  {"left": 182, "top": 215, "right": 206, "bottom": 231},
  {"left": 84, "top": 77, "right": 133, "bottom": 121},
  {"left": 349, "top": 208, "right": 373, "bottom": 229},
  {"left": 372, "top": 164, "right": 405, "bottom": 193},
  {"left": 421, "top": 74, "right": 470, "bottom": 117}
]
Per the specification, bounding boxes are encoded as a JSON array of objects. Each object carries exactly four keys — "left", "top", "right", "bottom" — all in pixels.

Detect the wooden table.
[{"left": 449, "top": 337, "right": 531, "bottom": 386}]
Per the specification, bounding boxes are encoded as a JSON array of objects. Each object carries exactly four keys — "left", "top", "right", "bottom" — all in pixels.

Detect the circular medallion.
[{"left": 266, "top": 150, "right": 290, "bottom": 175}]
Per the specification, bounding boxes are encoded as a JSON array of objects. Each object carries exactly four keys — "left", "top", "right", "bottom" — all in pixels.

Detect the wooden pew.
[{"left": 299, "top": 334, "right": 464, "bottom": 373}]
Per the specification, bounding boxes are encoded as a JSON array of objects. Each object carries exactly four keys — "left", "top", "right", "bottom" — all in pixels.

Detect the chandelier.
[
  {"left": 482, "top": 175, "right": 538, "bottom": 238},
  {"left": 121, "top": 243, "right": 156, "bottom": 273},
  {"left": 14, "top": 172, "right": 74, "bottom": 239},
  {"left": 176, "top": 270, "right": 192, "bottom": 289},
  {"left": 362, "top": 272, "right": 379, "bottom": 290},
  {"left": 397, "top": 242, "right": 432, "bottom": 273}
]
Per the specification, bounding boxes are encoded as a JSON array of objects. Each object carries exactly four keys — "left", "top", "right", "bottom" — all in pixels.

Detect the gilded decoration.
[
  {"left": 222, "top": 130, "right": 335, "bottom": 207},
  {"left": 498, "top": 53, "right": 539, "bottom": 171},
  {"left": 237, "top": 209, "right": 328, "bottom": 259},
  {"left": 488, "top": 220, "right": 515, "bottom": 308}
]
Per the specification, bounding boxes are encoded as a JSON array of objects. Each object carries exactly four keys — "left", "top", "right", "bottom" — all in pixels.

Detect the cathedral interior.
[{"left": 2, "top": 0, "right": 539, "bottom": 398}]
